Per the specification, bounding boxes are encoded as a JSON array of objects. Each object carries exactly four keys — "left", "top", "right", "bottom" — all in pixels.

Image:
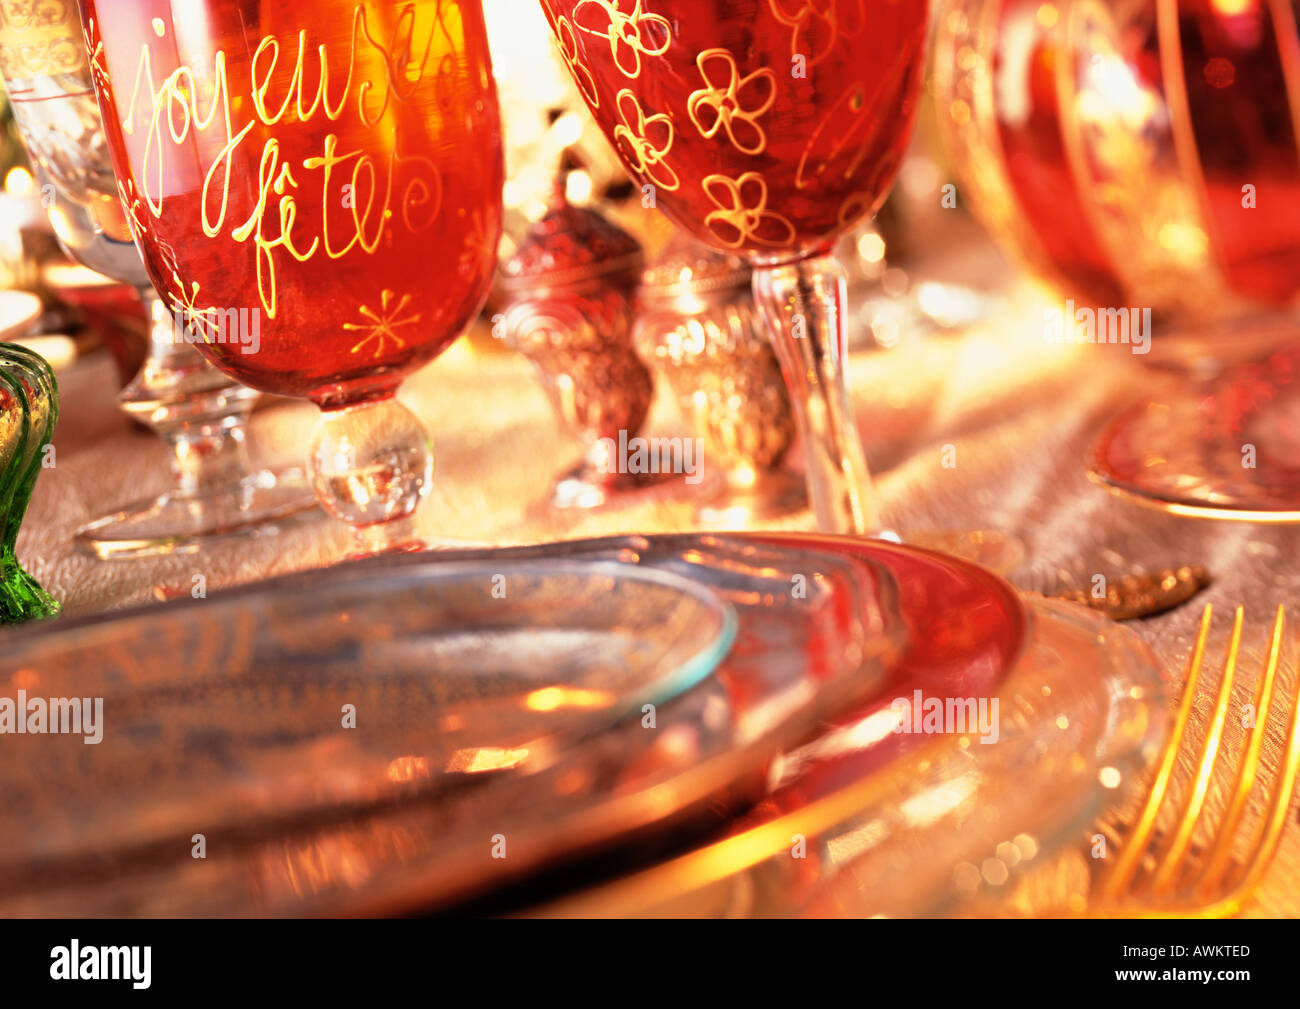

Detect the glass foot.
[
  {"left": 74, "top": 467, "right": 318, "bottom": 558},
  {"left": 343, "top": 537, "right": 493, "bottom": 561},
  {"left": 697, "top": 469, "right": 807, "bottom": 526},
  {"left": 1090, "top": 346, "right": 1300, "bottom": 521},
  {"left": 551, "top": 461, "right": 681, "bottom": 510},
  {"left": 0, "top": 554, "right": 60, "bottom": 623},
  {"left": 346, "top": 517, "right": 428, "bottom": 559},
  {"left": 901, "top": 528, "right": 1026, "bottom": 575},
  {"left": 850, "top": 281, "right": 999, "bottom": 350}
]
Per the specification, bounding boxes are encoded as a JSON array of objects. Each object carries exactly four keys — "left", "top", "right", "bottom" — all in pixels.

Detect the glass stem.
[
  {"left": 119, "top": 286, "right": 261, "bottom": 498},
  {"left": 752, "top": 254, "right": 880, "bottom": 535}
]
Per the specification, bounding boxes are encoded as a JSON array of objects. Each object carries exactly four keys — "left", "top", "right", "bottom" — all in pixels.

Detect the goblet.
[
  {"left": 79, "top": 0, "right": 504, "bottom": 553},
  {"left": 934, "top": 0, "right": 1300, "bottom": 520},
  {"left": 500, "top": 180, "right": 658, "bottom": 511},
  {"left": 538, "top": 0, "right": 931, "bottom": 537},
  {"left": 0, "top": 0, "right": 315, "bottom": 558},
  {"left": 634, "top": 234, "right": 806, "bottom": 524}
]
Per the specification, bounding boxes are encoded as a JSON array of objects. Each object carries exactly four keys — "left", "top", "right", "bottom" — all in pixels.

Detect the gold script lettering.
[{"left": 113, "top": 2, "right": 447, "bottom": 320}]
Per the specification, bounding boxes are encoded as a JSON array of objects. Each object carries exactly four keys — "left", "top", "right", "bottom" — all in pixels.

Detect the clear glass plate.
[
  {"left": 0, "top": 559, "right": 738, "bottom": 872},
  {"left": 0, "top": 534, "right": 903, "bottom": 915}
]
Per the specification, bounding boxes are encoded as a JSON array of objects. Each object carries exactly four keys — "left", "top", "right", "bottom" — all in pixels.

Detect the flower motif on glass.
[
  {"left": 551, "top": 14, "right": 599, "bottom": 108},
  {"left": 573, "top": 0, "right": 671, "bottom": 78},
  {"left": 702, "top": 171, "right": 796, "bottom": 249},
  {"left": 612, "top": 88, "right": 679, "bottom": 191},
  {"left": 768, "top": 0, "right": 865, "bottom": 67},
  {"left": 687, "top": 48, "right": 777, "bottom": 156}
]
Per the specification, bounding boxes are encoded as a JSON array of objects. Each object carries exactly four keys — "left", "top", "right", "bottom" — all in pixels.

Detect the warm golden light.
[
  {"left": 1155, "top": 221, "right": 1209, "bottom": 260},
  {"left": 1080, "top": 54, "right": 1158, "bottom": 129},
  {"left": 4, "top": 167, "right": 34, "bottom": 196},
  {"left": 524, "top": 685, "right": 616, "bottom": 711},
  {"left": 385, "top": 755, "right": 433, "bottom": 782},
  {"left": 565, "top": 169, "right": 594, "bottom": 205},
  {"left": 444, "top": 747, "right": 531, "bottom": 773},
  {"left": 550, "top": 112, "right": 584, "bottom": 148},
  {"left": 900, "top": 776, "right": 976, "bottom": 827},
  {"left": 857, "top": 231, "right": 886, "bottom": 264},
  {"left": 11, "top": 335, "right": 77, "bottom": 372},
  {"left": 11, "top": 668, "right": 41, "bottom": 690}
]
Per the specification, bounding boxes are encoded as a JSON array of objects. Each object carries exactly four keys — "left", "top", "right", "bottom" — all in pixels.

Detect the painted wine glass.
[
  {"left": 79, "top": 0, "right": 504, "bottom": 553},
  {"left": 0, "top": 0, "right": 316, "bottom": 558},
  {"left": 538, "top": 0, "right": 926, "bottom": 535}
]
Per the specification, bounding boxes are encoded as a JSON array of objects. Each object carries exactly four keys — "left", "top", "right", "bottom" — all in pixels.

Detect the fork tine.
[
  {"left": 1096, "top": 603, "right": 1213, "bottom": 901},
  {"left": 1195, "top": 604, "right": 1285, "bottom": 894},
  {"left": 1148, "top": 606, "right": 1244, "bottom": 894},
  {"left": 1201, "top": 611, "right": 1300, "bottom": 916}
]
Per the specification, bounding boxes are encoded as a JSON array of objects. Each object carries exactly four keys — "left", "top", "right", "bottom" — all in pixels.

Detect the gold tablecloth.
[{"left": 14, "top": 238, "right": 1300, "bottom": 917}]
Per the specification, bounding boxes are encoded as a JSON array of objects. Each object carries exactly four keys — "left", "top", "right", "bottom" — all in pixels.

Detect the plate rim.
[{"left": 525, "top": 593, "right": 1168, "bottom": 917}]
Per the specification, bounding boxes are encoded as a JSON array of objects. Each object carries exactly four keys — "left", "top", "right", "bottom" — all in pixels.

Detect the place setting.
[{"left": 0, "top": 0, "right": 1297, "bottom": 951}]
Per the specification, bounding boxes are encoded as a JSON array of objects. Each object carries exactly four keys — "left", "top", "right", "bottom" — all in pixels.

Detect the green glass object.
[{"left": 0, "top": 342, "right": 58, "bottom": 623}]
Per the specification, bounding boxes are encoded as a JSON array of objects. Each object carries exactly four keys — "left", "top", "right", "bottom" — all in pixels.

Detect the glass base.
[
  {"left": 850, "top": 281, "right": 998, "bottom": 351},
  {"left": 347, "top": 517, "right": 427, "bottom": 559},
  {"left": 344, "top": 534, "right": 500, "bottom": 561},
  {"left": 1090, "top": 347, "right": 1300, "bottom": 521},
  {"left": 697, "top": 469, "right": 807, "bottom": 526},
  {"left": 74, "top": 467, "right": 318, "bottom": 559},
  {"left": 900, "top": 528, "right": 1026, "bottom": 575},
  {"left": 551, "top": 461, "right": 681, "bottom": 511},
  {"left": 0, "top": 555, "right": 60, "bottom": 624},
  {"left": 1130, "top": 312, "right": 1297, "bottom": 379}
]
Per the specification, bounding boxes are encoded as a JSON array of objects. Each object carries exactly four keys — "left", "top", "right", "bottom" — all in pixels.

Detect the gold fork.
[{"left": 1089, "top": 604, "right": 1300, "bottom": 917}]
